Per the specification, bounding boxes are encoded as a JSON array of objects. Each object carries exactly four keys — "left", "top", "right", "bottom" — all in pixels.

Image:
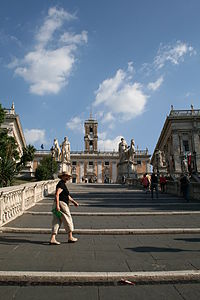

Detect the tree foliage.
[
  {"left": 35, "top": 155, "right": 58, "bottom": 181},
  {"left": 17, "top": 144, "right": 36, "bottom": 170}
]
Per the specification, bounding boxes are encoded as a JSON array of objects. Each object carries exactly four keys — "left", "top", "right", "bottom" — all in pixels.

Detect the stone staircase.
[{"left": 0, "top": 183, "right": 200, "bottom": 299}]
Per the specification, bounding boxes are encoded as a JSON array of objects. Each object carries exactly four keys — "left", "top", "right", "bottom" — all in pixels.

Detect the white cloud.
[
  {"left": 24, "top": 129, "right": 46, "bottom": 144},
  {"left": 10, "top": 7, "right": 87, "bottom": 95},
  {"left": 60, "top": 31, "right": 88, "bottom": 44},
  {"left": 98, "top": 136, "right": 122, "bottom": 151},
  {"left": 15, "top": 46, "right": 75, "bottom": 95},
  {"left": 154, "top": 41, "right": 196, "bottom": 69},
  {"left": 101, "top": 112, "right": 115, "bottom": 124},
  {"left": 66, "top": 116, "right": 83, "bottom": 132},
  {"left": 36, "top": 7, "right": 75, "bottom": 48},
  {"left": 93, "top": 64, "right": 148, "bottom": 121},
  {"left": 147, "top": 76, "right": 164, "bottom": 91},
  {"left": 7, "top": 56, "right": 19, "bottom": 69},
  {"left": 98, "top": 131, "right": 107, "bottom": 140}
]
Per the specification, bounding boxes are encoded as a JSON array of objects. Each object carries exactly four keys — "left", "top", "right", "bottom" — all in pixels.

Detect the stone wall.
[{"left": 166, "top": 180, "right": 200, "bottom": 201}]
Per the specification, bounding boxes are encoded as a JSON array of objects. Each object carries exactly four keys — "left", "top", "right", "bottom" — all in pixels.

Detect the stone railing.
[
  {"left": 166, "top": 180, "right": 180, "bottom": 196},
  {"left": 170, "top": 109, "right": 200, "bottom": 117},
  {"left": 0, "top": 179, "right": 59, "bottom": 227},
  {"left": 166, "top": 180, "right": 200, "bottom": 201}
]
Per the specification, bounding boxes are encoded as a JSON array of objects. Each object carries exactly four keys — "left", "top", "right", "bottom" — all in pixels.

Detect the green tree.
[
  {"left": 35, "top": 155, "right": 58, "bottom": 181},
  {"left": 17, "top": 144, "right": 36, "bottom": 171},
  {"left": 0, "top": 103, "right": 5, "bottom": 124}
]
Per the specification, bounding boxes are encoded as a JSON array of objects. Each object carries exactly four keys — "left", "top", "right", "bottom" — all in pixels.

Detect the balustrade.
[{"left": 0, "top": 179, "right": 58, "bottom": 227}]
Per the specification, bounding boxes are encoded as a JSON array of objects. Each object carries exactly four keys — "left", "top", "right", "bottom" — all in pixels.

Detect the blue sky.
[{"left": 0, "top": 0, "right": 200, "bottom": 154}]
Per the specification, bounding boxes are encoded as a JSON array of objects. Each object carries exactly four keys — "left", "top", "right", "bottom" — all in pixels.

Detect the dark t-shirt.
[
  {"left": 151, "top": 174, "right": 158, "bottom": 184},
  {"left": 56, "top": 180, "right": 69, "bottom": 205}
]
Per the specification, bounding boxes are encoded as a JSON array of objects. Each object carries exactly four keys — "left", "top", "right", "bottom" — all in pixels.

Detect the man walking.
[{"left": 151, "top": 172, "right": 158, "bottom": 199}]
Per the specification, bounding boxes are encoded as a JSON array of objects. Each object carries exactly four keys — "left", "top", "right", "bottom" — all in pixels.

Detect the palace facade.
[
  {"left": 34, "top": 115, "right": 151, "bottom": 183},
  {"left": 1, "top": 103, "right": 26, "bottom": 157},
  {"left": 1, "top": 104, "right": 151, "bottom": 182},
  {"left": 151, "top": 106, "right": 200, "bottom": 177}
]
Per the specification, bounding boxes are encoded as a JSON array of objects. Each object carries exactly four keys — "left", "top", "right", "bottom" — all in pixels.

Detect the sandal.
[
  {"left": 68, "top": 237, "right": 78, "bottom": 243},
  {"left": 50, "top": 240, "right": 61, "bottom": 245}
]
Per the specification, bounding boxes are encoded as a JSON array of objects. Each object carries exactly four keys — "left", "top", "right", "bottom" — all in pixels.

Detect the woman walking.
[{"left": 50, "top": 171, "right": 79, "bottom": 245}]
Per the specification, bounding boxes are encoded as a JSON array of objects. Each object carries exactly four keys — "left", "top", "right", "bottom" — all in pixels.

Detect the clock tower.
[{"left": 84, "top": 113, "right": 98, "bottom": 153}]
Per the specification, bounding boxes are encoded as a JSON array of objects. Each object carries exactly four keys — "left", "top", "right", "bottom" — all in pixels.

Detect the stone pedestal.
[
  {"left": 156, "top": 165, "right": 168, "bottom": 176},
  {"left": 117, "top": 160, "right": 137, "bottom": 183},
  {"left": 58, "top": 161, "right": 71, "bottom": 174}
]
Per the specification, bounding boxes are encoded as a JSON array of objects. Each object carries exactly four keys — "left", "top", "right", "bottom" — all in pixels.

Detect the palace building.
[
  {"left": 34, "top": 115, "right": 151, "bottom": 183},
  {"left": 151, "top": 106, "right": 200, "bottom": 177},
  {"left": 1, "top": 104, "right": 151, "bottom": 182},
  {"left": 1, "top": 103, "right": 26, "bottom": 157}
]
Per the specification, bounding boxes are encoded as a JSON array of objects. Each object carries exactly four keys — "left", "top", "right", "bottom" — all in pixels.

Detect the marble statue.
[
  {"left": 61, "top": 137, "right": 70, "bottom": 162},
  {"left": 53, "top": 138, "right": 61, "bottom": 161},
  {"left": 118, "top": 138, "right": 135, "bottom": 162},
  {"left": 155, "top": 149, "right": 164, "bottom": 168},
  {"left": 118, "top": 138, "right": 128, "bottom": 162},
  {"left": 182, "top": 157, "right": 188, "bottom": 173}
]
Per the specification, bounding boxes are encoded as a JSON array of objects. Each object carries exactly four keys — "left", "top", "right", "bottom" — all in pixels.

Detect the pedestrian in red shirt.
[
  {"left": 160, "top": 174, "right": 167, "bottom": 193},
  {"left": 141, "top": 173, "right": 150, "bottom": 193}
]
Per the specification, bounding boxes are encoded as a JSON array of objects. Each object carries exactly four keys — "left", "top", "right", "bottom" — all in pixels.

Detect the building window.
[
  {"left": 72, "top": 177, "right": 76, "bottom": 183},
  {"left": 89, "top": 126, "right": 93, "bottom": 133},
  {"left": 137, "top": 160, "right": 141, "bottom": 165},
  {"left": 89, "top": 161, "right": 93, "bottom": 166},
  {"left": 89, "top": 140, "right": 93, "bottom": 151},
  {"left": 105, "top": 161, "right": 109, "bottom": 166},
  {"left": 72, "top": 161, "right": 77, "bottom": 166},
  {"left": 183, "top": 140, "right": 189, "bottom": 152}
]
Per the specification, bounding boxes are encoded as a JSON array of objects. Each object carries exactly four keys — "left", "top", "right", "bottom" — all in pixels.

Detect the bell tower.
[{"left": 84, "top": 113, "right": 98, "bottom": 153}]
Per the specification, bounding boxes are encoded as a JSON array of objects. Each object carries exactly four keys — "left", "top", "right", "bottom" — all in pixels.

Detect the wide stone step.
[
  {"left": 0, "top": 270, "right": 200, "bottom": 285},
  {"left": 2, "top": 227, "right": 200, "bottom": 235},
  {"left": 24, "top": 211, "right": 200, "bottom": 216}
]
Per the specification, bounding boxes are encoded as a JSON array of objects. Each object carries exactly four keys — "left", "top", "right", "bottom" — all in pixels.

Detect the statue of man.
[
  {"left": 118, "top": 138, "right": 128, "bottom": 162},
  {"left": 127, "top": 139, "right": 135, "bottom": 161},
  {"left": 53, "top": 138, "right": 61, "bottom": 161},
  {"left": 156, "top": 149, "right": 163, "bottom": 168},
  {"left": 182, "top": 157, "right": 188, "bottom": 174},
  {"left": 61, "top": 137, "right": 70, "bottom": 162}
]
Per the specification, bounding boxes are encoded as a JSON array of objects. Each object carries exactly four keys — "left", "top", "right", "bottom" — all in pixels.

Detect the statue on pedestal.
[
  {"left": 119, "top": 138, "right": 128, "bottom": 162},
  {"left": 117, "top": 138, "right": 137, "bottom": 183},
  {"left": 61, "top": 137, "right": 70, "bottom": 162},
  {"left": 182, "top": 157, "right": 188, "bottom": 174},
  {"left": 53, "top": 138, "right": 61, "bottom": 161},
  {"left": 118, "top": 138, "right": 135, "bottom": 162},
  {"left": 155, "top": 149, "right": 164, "bottom": 168}
]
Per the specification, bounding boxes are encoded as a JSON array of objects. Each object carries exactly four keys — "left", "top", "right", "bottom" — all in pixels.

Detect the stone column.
[
  {"left": 79, "top": 162, "right": 84, "bottom": 183},
  {"left": 172, "top": 133, "right": 182, "bottom": 174},
  {"left": 84, "top": 161, "right": 87, "bottom": 179},
  {"left": 97, "top": 161, "right": 102, "bottom": 183},
  {"left": 111, "top": 161, "right": 117, "bottom": 183},
  {"left": 193, "top": 132, "right": 200, "bottom": 172}
]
